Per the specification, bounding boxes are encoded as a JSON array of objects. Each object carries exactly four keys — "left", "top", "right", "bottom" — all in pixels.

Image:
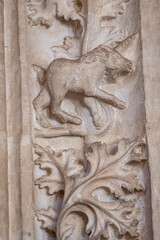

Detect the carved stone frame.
[
  {"left": 0, "top": 0, "right": 160, "bottom": 239},
  {"left": 140, "top": 1, "right": 160, "bottom": 239}
]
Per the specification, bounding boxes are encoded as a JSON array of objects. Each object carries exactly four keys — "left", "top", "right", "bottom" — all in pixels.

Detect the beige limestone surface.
[{"left": 0, "top": 0, "right": 160, "bottom": 240}]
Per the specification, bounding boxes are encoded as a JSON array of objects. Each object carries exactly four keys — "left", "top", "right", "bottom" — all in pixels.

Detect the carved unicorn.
[{"left": 33, "top": 37, "right": 136, "bottom": 128}]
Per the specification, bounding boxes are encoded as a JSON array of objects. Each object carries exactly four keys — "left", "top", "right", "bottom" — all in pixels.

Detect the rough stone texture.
[
  {"left": 140, "top": 1, "right": 160, "bottom": 240},
  {"left": 25, "top": 1, "right": 149, "bottom": 239},
  {"left": 3, "top": 0, "right": 22, "bottom": 239},
  {"left": 0, "top": 0, "right": 159, "bottom": 240},
  {"left": 18, "top": 1, "right": 35, "bottom": 239},
  {"left": 0, "top": 1, "right": 9, "bottom": 239}
]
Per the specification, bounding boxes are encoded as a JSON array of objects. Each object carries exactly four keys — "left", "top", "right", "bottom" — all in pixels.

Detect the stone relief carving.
[
  {"left": 27, "top": 0, "right": 129, "bottom": 58},
  {"left": 27, "top": 0, "right": 139, "bottom": 139},
  {"left": 27, "top": 0, "right": 84, "bottom": 28},
  {"left": 33, "top": 42, "right": 133, "bottom": 128},
  {"left": 33, "top": 34, "right": 137, "bottom": 138},
  {"left": 26, "top": 0, "right": 147, "bottom": 239},
  {"left": 34, "top": 137, "right": 146, "bottom": 239}
]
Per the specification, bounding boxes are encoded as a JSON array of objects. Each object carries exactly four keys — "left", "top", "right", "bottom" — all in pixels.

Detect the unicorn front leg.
[{"left": 85, "top": 87, "right": 127, "bottom": 109}]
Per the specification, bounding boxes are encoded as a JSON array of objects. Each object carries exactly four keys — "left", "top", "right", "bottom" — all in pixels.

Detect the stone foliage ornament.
[
  {"left": 26, "top": 0, "right": 147, "bottom": 239},
  {"left": 27, "top": 0, "right": 139, "bottom": 138},
  {"left": 27, "top": 0, "right": 83, "bottom": 28},
  {"left": 34, "top": 137, "right": 146, "bottom": 239}
]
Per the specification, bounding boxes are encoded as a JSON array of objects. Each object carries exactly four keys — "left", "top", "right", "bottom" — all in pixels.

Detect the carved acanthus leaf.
[
  {"left": 35, "top": 137, "right": 146, "bottom": 239},
  {"left": 35, "top": 207, "right": 58, "bottom": 232},
  {"left": 52, "top": 36, "right": 81, "bottom": 59},
  {"left": 27, "top": 0, "right": 56, "bottom": 27},
  {"left": 34, "top": 144, "right": 83, "bottom": 195},
  {"left": 100, "top": 0, "right": 130, "bottom": 21},
  {"left": 57, "top": 137, "right": 146, "bottom": 239},
  {"left": 82, "top": 0, "right": 130, "bottom": 53},
  {"left": 27, "top": 0, "right": 83, "bottom": 28}
]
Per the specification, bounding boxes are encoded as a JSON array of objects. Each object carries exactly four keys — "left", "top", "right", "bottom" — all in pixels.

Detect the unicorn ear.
[
  {"left": 114, "top": 33, "right": 139, "bottom": 59},
  {"left": 82, "top": 46, "right": 106, "bottom": 64},
  {"left": 83, "top": 52, "right": 105, "bottom": 64}
]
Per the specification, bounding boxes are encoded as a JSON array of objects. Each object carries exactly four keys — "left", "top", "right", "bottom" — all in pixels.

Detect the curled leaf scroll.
[
  {"left": 28, "top": 1, "right": 146, "bottom": 239},
  {"left": 27, "top": 0, "right": 83, "bottom": 28},
  {"left": 34, "top": 137, "right": 146, "bottom": 239}
]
